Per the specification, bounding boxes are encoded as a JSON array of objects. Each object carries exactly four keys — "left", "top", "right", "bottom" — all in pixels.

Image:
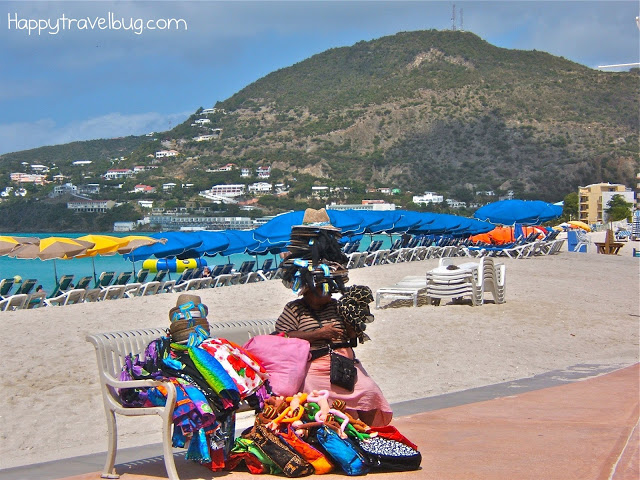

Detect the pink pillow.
[{"left": 243, "top": 335, "right": 310, "bottom": 397}]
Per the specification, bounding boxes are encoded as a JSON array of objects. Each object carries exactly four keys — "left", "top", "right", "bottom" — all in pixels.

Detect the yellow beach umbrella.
[
  {"left": 9, "top": 237, "right": 94, "bottom": 260},
  {"left": 76, "top": 234, "right": 129, "bottom": 257},
  {"left": 0, "top": 235, "right": 39, "bottom": 255},
  {"left": 76, "top": 235, "right": 133, "bottom": 283},
  {"left": 116, "top": 235, "right": 166, "bottom": 254},
  {"left": 567, "top": 220, "right": 591, "bottom": 232},
  {"left": 8, "top": 237, "right": 95, "bottom": 283}
]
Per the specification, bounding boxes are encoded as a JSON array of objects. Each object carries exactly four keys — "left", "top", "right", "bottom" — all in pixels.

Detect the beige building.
[{"left": 578, "top": 182, "right": 634, "bottom": 225}]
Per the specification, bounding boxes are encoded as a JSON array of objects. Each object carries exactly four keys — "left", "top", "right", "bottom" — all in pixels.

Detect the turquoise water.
[{"left": 0, "top": 232, "right": 394, "bottom": 294}]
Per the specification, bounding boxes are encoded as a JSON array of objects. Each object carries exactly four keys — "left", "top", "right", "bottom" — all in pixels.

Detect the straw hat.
[
  {"left": 303, "top": 208, "right": 331, "bottom": 224},
  {"left": 169, "top": 294, "right": 210, "bottom": 343},
  {"left": 169, "top": 293, "right": 208, "bottom": 320}
]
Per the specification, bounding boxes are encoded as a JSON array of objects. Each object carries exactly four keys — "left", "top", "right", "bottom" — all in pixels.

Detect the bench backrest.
[{"left": 87, "top": 319, "right": 277, "bottom": 384}]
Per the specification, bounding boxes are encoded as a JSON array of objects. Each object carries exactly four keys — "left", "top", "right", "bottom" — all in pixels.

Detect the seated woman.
[{"left": 275, "top": 283, "right": 392, "bottom": 427}]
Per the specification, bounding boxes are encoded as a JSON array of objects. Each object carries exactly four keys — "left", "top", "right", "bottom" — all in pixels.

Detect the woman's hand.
[{"left": 316, "top": 322, "right": 343, "bottom": 342}]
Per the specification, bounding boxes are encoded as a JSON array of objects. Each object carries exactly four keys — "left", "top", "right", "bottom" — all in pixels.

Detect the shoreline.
[{"left": 0, "top": 246, "right": 638, "bottom": 469}]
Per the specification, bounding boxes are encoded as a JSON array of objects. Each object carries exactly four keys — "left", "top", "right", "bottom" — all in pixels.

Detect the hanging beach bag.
[
  {"left": 357, "top": 435, "right": 422, "bottom": 471},
  {"left": 315, "top": 426, "right": 369, "bottom": 476},
  {"left": 329, "top": 350, "right": 358, "bottom": 392}
]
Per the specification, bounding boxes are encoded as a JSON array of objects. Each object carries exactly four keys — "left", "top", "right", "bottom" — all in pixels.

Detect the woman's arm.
[{"left": 286, "top": 322, "right": 344, "bottom": 343}]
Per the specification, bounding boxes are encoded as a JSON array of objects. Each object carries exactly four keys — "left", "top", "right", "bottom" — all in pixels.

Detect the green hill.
[{"left": 0, "top": 30, "right": 637, "bottom": 231}]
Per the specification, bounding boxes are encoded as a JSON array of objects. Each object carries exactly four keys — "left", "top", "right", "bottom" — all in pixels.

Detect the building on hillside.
[
  {"left": 201, "top": 108, "right": 226, "bottom": 115},
  {"left": 113, "top": 221, "right": 137, "bottom": 232},
  {"left": 248, "top": 182, "right": 272, "bottom": 194},
  {"left": 240, "top": 168, "right": 251, "bottom": 177},
  {"left": 52, "top": 183, "right": 78, "bottom": 197},
  {"left": 366, "top": 187, "right": 393, "bottom": 195},
  {"left": 155, "top": 150, "right": 179, "bottom": 159},
  {"left": 10, "top": 173, "right": 47, "bottom": 185},
  {"left": 498, "top": 190, "right": 515, "bottom": 201},
  {"left": 67, "top": 200, "right": 116, "bottom": 213},
  {"left": 78, "top": 184, "right": 100, "bottom": 195},
  {"left": 412, "top": 192, "right": 444, "bottom": 205},
  {"left": 210, "top": 163, "right": 236, "bottom": 172},
  {"left": 207, "top": 184, "right": 246, "bottom": 197},
  {"left": 30, "top": 164, "right": 49, "bottom": 173},
  {"left": 72, "top": 160, "right": 92, "bottom": 166},
  {"left": 138, "top": 200, "right": 154, "bottom": 209},
  {"left": 103, "top": 169, "right": 133, "bottom": 180},
  {"left": 134, "top": 184, "right": 156, "bottom": 194},
  {"left": 327, "top": 201, "right": 396, "bottom": 211},
  {"left": 446, "top": 199, "right": 467, "bottom": 209},
  {"left": 149, "top": 214, "right": 252, "bottom": 230},
  {"left": 256, "top": 166, "right": 271, "bottom": 179},
  {"left": 578, "top": 182, "right": 635, "bottom": 225},
  {"left": 162, "top": 183, "right": 177, "bottom": 192},
  {"left": 193, "top": 129, "right": 222, "bottom": 141}
]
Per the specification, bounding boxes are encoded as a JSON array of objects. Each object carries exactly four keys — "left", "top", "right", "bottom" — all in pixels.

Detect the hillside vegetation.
[{"left": 0, "top": 30, "right": 637, "bottom": 231}]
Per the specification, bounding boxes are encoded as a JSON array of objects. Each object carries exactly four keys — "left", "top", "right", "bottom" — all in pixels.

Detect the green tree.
[
  {"left": 605, "top": 194, "right": 632, "bottom": 222},
  {"left": 562, "top": 192, "right": 578, "bottom": 220}
]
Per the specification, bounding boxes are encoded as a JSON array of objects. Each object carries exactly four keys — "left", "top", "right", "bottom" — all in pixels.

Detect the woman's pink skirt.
[{"left": 302, "top": 348, "right": 393, "bottom": 427}]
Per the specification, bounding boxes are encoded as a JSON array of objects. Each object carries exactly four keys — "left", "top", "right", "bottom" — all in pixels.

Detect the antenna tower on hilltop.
[{"left": 451, "top": 4, "right": 456, "bottom": 31}]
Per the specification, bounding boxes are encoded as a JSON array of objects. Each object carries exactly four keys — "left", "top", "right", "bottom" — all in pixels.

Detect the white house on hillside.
[
  {"left": 256, "top": 166, "right": 271, "bottom": 178},
  {"left": 248, "top": 182, "right": 272, "bottom": 194},
  {"left": 155, "top": 150, "right": 179, "bottom": 159},
  {"left": 413, "top": 192, "right": 444, "bottom": 205},
  {"left": 104, "top": 169, "right": 133, "bottom": 180}
]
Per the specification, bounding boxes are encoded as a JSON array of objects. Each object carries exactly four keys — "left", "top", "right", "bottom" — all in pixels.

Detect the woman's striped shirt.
[{"left": 275, "top": 298, "right": 348, "bottom": 350}]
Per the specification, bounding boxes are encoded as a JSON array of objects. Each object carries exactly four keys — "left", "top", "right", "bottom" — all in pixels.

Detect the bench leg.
[
  {"left": 101, "top": 410, "right": 120, "bottom": 479},
  {"left": 162, "top": 415, "right": 179, "bottom": 480}
]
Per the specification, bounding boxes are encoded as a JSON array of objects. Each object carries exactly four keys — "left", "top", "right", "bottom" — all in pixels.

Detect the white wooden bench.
[{"left": 86, "top": 319, "right": 276, "bottom": 480}]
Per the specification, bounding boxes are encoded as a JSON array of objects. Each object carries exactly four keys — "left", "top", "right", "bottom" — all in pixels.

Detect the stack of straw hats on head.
[
  {"left": 280, "top": 208, "right": 349, "bottom": 295},
  {"left": 168, "top": 293, "right": 210, "bottom": 343}
]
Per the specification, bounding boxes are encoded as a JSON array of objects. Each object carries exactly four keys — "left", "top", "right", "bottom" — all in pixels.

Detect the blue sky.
[{"left": 0, "top": 1, "right": 638, "bottom": 155}]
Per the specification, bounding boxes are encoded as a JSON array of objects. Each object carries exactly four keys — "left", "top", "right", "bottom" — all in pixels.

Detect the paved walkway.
[{"left": 4, "top": 363, "right": 638, "bottom": 480}]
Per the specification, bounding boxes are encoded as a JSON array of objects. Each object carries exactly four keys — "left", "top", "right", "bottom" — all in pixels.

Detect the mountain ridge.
[{"left": 0, "top": 29, "right": 637, "bottom": 231}]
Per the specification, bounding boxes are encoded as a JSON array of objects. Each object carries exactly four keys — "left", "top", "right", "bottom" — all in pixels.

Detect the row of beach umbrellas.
[
  {"left": 122, "top": 209, "right": 501, "bottom": 262},
  {"left": 1, "top": 200, "right": 564, "bottom": 282},
  {"left": 0, "top": 235, "right": 165, "bottom": 283}
]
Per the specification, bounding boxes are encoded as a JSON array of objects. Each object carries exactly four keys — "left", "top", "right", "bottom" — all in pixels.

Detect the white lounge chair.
[
  {"left": 45, "top": 289, "right": 86, "bottom": 306},
  {"left": 98, "top": 285, "right": 126, "bottom": 301},
  {"left": 375, "top": 275, "right": 428, "bottom": 309},
  {"left": 0, "top": 293, "right": 29, "bottom": 311},
  {"left": 426, "top": 264, "right": 482, "bottom": 306}
]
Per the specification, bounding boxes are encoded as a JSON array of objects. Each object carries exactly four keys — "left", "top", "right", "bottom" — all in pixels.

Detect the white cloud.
[{"left": 0, "top": 110, "right": 190, "bottom": 155}]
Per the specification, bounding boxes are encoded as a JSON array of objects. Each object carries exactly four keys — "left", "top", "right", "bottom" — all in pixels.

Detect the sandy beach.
[{"left": 0, "top": 234, "right": 638, "bottom": 470}]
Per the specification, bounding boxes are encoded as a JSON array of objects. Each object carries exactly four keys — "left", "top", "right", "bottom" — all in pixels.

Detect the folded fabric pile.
[{"left": 119, "top": 294, "right": 271, "bottom": 467}]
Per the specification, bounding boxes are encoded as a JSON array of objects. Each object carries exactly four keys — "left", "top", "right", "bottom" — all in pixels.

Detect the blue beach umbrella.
[
  {"left": 353, "top": 210, "right": 403, "bottom": 234},
  {"left": 253, "top": 210, "right": 365, "bottom": 249},
  {"left": 178, "top": 230, "right": 230, "bottom": 258},
  {"left": 221, "top": 230, "right": 264, "bottom": 256},
  {"left": 123, "top": 232, "right": 203, "bottom": 261},
  {"left": 473, "top": 199, "right": 563, "bottom": 226},
  {"left": 386, "top": 210, "right": 425, "bottom": 234}
]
